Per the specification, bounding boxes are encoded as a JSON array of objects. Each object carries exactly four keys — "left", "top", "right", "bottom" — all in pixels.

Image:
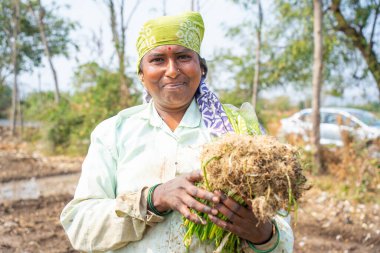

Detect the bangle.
[
  {"left": 147, "top": 184, "right": 173, "bottom": 216},
  {"left": 247, "top": 220, "right": 280, "bottom": 253}
]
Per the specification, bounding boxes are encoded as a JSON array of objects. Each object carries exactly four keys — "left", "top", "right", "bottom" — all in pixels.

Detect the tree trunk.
[
  {"left": 18, "top": 93, "right": 23, "bottom": 134},
  {"left": 28, "top": 0, "right": 60, "bottom": 104},
  {"left": 330, "top": 0, "right": 380, "bottom": 99},
  {"left": 163, "top": 0, "right": 166, "bottom": 16},
  {"left": 251, "top": 0, "right": 262, "bottom": 109},
  {"left": 109, "top": 0, "right": 131, "bottom": 107},
  {"left": 10, "top": 0, "right": 20, "bottom": 136},
  {"left": 311, "top": 0, "right": 324, "bottom": 173}
]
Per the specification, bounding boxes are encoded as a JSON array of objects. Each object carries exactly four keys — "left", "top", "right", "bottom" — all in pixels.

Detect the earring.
[{"left": 177, "top": 68, "right": 180, "bottom": 72}]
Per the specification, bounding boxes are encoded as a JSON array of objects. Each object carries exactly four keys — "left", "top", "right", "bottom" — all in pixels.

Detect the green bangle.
[
  {"left": 247, "top": 220, "right": 280, "bottom": 253},
  {"left": 147, "top": 184, "right": 173, "bottom": 216}
]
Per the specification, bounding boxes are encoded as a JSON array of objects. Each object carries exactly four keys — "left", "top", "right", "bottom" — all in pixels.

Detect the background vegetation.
[{"left": 0, "top": 0, "right": 379, "bottom": 178}]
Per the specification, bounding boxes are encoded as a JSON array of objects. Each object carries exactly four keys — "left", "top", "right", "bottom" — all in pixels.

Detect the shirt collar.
[
  {"left": 144, "top": 98, "right": 201, "bottom": 129},
  {"left": 178, "top": 98, "right": 201, "bottom": 128}
]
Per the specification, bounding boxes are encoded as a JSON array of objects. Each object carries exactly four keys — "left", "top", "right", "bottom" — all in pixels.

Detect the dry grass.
[{"left": 283, "top": 131, "right": 380, "bottom": 204}]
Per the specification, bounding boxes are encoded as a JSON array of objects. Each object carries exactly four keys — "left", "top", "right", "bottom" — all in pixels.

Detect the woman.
[{"left": 61, "top": 11, "right": 293, "bottom": 253}]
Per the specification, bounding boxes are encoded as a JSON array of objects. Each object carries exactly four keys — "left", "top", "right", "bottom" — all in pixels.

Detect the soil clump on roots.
[{"left": 201, "top": 133, "right": 308, "bottom": 222}]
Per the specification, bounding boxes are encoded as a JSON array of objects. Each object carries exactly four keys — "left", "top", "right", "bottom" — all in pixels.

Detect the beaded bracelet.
[
  {"left": 247, "top": 220, "right": 280, "bottom": 253},
  {"left": 147, "top": 183, "right": 173, "bottom": 216}
]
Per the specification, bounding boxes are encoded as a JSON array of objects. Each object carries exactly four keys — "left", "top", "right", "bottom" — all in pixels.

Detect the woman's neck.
[{"left": 155, "top": 103, "right": 191, "bottom": 131}]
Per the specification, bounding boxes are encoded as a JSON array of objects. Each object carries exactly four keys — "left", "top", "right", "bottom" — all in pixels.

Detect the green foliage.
[
  {"left": 69, "top": 62, "right": 127, "bottom": 143},
  {"left": 218, "top": 85, "right": 297, "bottom": 133},
  {"left": 23, "top": 90, "right": 55, "bottom": 120},
  {"left": 219, "top": 87, "right": 251, "bottom": 107},
  {"left": 23, "top": 63, "right": 140, "bottom": 154},
  {"left": 217, "top": 0, "right": 379, "bottom": 102},
  {"left": 0, "top": 0, "right": 77, "bottom": 80},
  {"left": 0, "top": 84, "right": 12, "bottom": 118},
  {"left": 0, "top": 0, "right": 43, "bottom": 76},
  {"left": 348, "top": 101, "right": 380, "bottom": 117},
  {"left": 27, "top": 0, "right": 78, "bottom": 58}
]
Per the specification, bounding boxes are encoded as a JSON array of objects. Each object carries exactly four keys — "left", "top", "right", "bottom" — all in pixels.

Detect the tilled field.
[
  {"left": 0, "top": 127, "right": 379, "bottom": 253},
  {"left": 0, "top": 195, "right": 75, "bottom": 253}
]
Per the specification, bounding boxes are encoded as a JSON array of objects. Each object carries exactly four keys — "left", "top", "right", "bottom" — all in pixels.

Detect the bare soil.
[
  {"left": 0, "top": 195, "right": 75, "bottom": 253},
  {"left": 0, "top": 127, "right": 82, "bottom": 183},
  {"left": 0, "top": 127, "right": 379, "bottom": 253}
]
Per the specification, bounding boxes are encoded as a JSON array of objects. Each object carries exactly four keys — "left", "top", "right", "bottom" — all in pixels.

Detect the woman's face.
[{"left": 139, "top": 45, "right": 202, "bottom": 111}]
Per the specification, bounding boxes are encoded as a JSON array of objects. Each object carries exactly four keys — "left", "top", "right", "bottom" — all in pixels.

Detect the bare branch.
[
  {"left": 120, "top": 0, "right": 125, "bottom": 56},
  {"left": 369, "top": 4, "right": 380, "bottom": 50},
  {"left": 125, "top": 0, "right": 140, "bottom": 31},
  {"left": 330, "top": 0, "right": 380, "bottom": 96}
]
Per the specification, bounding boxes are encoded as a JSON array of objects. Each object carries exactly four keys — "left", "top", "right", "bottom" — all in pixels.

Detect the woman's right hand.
[{"left": 151, "top": 170, "right": 220, "bottom": 224}]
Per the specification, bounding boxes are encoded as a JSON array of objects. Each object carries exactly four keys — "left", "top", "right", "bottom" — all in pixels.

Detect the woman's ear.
[{"left": 139, "top": 73, "right": 144, "bottom": 83}]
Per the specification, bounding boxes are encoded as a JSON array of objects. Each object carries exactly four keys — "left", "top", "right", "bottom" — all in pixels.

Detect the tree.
[
  {"left": 0, "top": 85, "right": 12, "bottom": 118},
  {"left": 163, "top": 0, "right": 166, "bottom": 15},
  {"left": 268, "top": 0, "right": 380, "bottom": 99},
  {"left": 1, "top": 0, "right": 76, "bottom": 134},
  {"left": 311, "top": 0, "right": 323, "bottom": 173},
  {"left": 227, "top": 0, "right": 263, "bottom": 109},
  {"left": 27, "top": 0, "right": 60, "bottom": 103},
  {"left": 252, "top": 0, "right": 263, "bottom": 109},
  {"left": 10, "top": 0, "right": 20, "bottom": 135},
  {"left": 218, "top": 0, "right": 379, "bottom": 107},
  {"left": 329, "top": 0, "right": 380, "bottom": 100},
  {"left": 191, "top": 0, "right": 200, "bottom": 11},
  {"left": 0, "top": 0, "right": 43, "bottom": 80},
  {"left": 105, "top": 0, "right": 140, "bottom": 107}
]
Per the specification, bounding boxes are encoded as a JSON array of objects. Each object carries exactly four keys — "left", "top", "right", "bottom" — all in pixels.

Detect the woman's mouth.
[{"left": 163, "top": 83, "right": 186, "bottom": 89}]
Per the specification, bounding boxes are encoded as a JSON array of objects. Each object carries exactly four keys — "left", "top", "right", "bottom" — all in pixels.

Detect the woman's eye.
[
  {"left": 178, "top": 55, "right": 191, "bottom": 60},
  {"left": 151, "top": 58, "right": 164, "bottom": 63}
]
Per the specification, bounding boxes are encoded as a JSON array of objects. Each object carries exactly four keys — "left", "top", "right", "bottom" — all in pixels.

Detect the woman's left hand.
[{"left": 208, "top": 191, "right": 273, "bottom": 244}]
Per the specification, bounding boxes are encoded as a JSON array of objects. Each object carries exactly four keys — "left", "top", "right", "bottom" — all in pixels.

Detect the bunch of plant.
[{"left": 183, "top": 133, "right": 308, "bottom": 252}]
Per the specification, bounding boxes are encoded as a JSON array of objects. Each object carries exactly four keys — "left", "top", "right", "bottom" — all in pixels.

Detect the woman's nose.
[{"left": 165, "top": 59, "right": 179, "bottom": 78}]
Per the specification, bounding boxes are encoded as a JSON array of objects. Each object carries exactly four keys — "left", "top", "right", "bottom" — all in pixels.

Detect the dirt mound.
[
  {"left": 0, "top": 151, "right": 82, "bottom": 183},
  {"left": 0, "top": 194, "right": 76, "bottom": 253},
  {"left": 294, "top": 187, "right": 380, "bottom": 253}
]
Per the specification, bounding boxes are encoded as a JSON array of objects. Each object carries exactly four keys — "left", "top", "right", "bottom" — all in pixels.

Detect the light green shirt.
[{"left": 60, "top": 99, "right": 294, "bottom": 253}]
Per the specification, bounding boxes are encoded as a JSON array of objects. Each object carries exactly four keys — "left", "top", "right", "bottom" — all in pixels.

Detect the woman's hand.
[
  {"left": 208, "top": 191, "right": 273, "bottom": 244},
  {"left": 152, "top": 170, "right": 220, "bottom": 224}
]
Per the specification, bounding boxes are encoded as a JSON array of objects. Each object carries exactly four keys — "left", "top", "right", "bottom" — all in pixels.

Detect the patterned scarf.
[{"left": 195, "top": 78, "right": 234, "bottom": 136}]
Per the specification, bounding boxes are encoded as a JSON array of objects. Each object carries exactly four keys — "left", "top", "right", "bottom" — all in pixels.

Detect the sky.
[
  {"left": 17, "top": 0, "right": 379, "bottom": 105},
  {"left": 19, "top": 0, "right": 245, "bottom": 95}
]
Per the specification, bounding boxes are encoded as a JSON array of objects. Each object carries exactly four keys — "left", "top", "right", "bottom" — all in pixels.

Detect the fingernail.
[
  {"left": 212, "top": 196, "right": 220, "bottom": 203},
  {"left": 211, "top": 209, "right": 218, "bottom": 215},
  {"left": 203, "top": 206, "right": 211, "bottom": 213}
]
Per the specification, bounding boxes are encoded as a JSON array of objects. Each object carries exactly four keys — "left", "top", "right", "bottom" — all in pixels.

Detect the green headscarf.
[{"left": 136, "top": 11, "right": 205, "bottom": 73}]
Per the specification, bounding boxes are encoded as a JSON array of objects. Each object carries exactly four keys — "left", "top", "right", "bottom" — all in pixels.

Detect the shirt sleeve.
[
  {"left": 60, "top": 122, "right": 164, "bottom": 252},
  {"left": 242, "top": 213, "right": 294, "bottom": 253}
]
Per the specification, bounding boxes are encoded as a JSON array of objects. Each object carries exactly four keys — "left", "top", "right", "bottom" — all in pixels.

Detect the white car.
[{"left": 279, "top": 107, "right": 380, "bottom": 146}]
